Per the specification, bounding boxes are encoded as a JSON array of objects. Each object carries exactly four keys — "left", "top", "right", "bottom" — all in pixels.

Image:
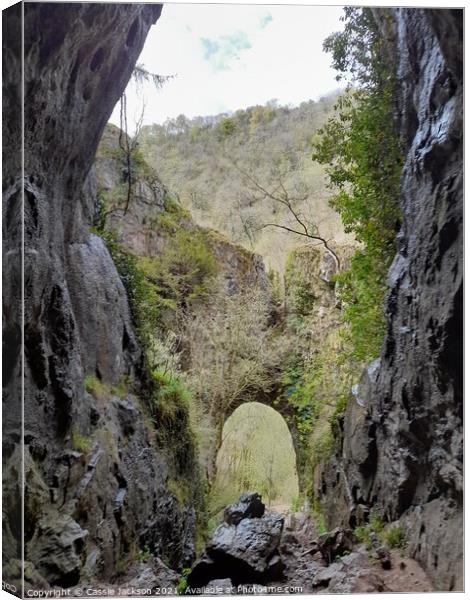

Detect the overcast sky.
[{"left": 109, "top": 3, "right": 345, "bottom": 129}]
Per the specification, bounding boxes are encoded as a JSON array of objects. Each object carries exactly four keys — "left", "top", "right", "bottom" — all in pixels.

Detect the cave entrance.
[{"left": 211, "top": 402, "right": 299, "bottom": 514}]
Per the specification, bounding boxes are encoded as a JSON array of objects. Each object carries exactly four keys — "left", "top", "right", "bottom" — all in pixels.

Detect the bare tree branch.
[{"left": 227, "top": 157, "right": 341, "bottom": 269}]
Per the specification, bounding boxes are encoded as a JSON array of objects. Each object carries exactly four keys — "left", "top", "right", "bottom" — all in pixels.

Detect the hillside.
[{"left": 138, "top": 96, "right": 351, "bottom": 273}]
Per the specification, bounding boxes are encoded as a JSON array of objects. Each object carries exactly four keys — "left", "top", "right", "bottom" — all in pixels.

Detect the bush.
[
  {"left": 385, "top": 524, "right": 407, "bottom": 550},
  {"left": 138, "top": 229, "right": 218, "bottom": 312}
]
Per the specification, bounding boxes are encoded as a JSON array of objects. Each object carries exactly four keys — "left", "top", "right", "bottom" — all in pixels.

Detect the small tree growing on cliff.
[{"left": 118, "top": 64, "right": 173, "bottom": 214}]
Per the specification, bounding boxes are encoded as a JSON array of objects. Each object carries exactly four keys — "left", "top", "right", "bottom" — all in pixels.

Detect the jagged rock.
[
  {"left": 208, "top": 513, "right": 284, "bottom": 574},
  {"left": 374, "top": 546, "right": 392, "bottom": 570},
  {"left": 124, "top": 556, "right": 180, "bottom": 590},
  {"left": 315, "top": 9, "right": 463, "bottom": 591},
  {"left": 113, "top": 397, "right": 139, "bottom": 437},
  {"left": 312, "top": 550, "right": 389, "bottom": 593},
  {"left": 317, "top": 528, "right": 356, "bottom": 564},
  {"left": 265, "top": 553, "right": 285, "bottom": 580},
  {"left": 3, "top": 3, "right": 200, "bottom": 588},
  {"left": 223, "top": 492, "right": 265, "bottom": 525},
  {"left": 26, "top": 512, "right": 88, "bottom": 587}
]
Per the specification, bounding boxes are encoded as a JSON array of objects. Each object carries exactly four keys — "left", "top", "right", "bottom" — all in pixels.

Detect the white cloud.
[{"left": 110, "top": 3, "right": 345, "bottom": 129}]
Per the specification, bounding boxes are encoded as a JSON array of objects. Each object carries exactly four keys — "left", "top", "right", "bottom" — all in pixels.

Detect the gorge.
[{"left": 2, "top": 2, "right": 463, "bottom": 596}]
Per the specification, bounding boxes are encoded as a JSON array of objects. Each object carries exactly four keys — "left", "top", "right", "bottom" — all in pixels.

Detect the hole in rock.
[{"left": 212, "top": 402, "right": 299, "bottom": 512}]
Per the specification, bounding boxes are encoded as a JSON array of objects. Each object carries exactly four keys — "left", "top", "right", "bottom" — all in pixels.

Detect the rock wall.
[
  {"left": 315, "top": 8, "right": 463, "bottom": 591},
  {"left": 3, "top": 3, "right": 201, "bottom": 592}
]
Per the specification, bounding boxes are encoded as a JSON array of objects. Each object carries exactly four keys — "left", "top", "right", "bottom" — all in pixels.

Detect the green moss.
[
  {"left": 98, "top": 230, "right": 160, "bottom": 363},
  {"left": 111, "top": 377, "right": 129, "bottom": 399},
  {"left": 138, "top": 545, "right": 151, "bottom": 562}
]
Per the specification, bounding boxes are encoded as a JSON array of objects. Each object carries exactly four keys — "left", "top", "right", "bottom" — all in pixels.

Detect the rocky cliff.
[
  {"left": 3, "top": 3, "right": 201, "bottom": 592},
  {"left": 315, "top": 8, "right": 463, "bottom": 591}
]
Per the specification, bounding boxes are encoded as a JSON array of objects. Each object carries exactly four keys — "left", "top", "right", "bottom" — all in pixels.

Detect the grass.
[
  {"left": 71, "top": 429, "right": 92, "bottom": 454},
  {"left": 385, "top": 523, "right": 407, "bottom": 550},
  {"left": 167, "top": 478, "right": 191, "bottom": 506},
  {"left": 84, "top": 375, "right": 107, "bottom": 401},
  {"left": 354, "top": 512, "right": 407, "bottom": 552}
]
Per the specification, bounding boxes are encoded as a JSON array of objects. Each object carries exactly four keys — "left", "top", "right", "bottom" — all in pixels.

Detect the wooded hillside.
[{"left": 138, "top": 95, "right": 351, "bottom": 273}]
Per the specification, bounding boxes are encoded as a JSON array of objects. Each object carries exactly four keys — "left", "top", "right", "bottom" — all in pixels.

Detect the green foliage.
[
  {"left": 354, "top": 510, "right": 385, "bottom": 550},
  {"left": 84, "top": 375, "right": 106, "bottom": 401},
  {"left": 385, "top": 523, "right": 407, "bottom": 550},
  {"left": 290, "top": 495, "right": 303, "bottom": 512},
  {"left": 150, "top": 367, "right": 200, "bottom": 485},
  {"left": 152, "top": 367, "right": 190, "bottom": 420},
  {"left": 99, "top": 230, "right": 160, "bottom": 360},
  {"left": 138, "top": 229, "right": 217, "bottom": 312},
  {"left": 354, "top": 513, "right": 407, "bottom": 553},
  {"left": 217, "top": 117, "right": 236, "bottom": 138},
  {"left": 138, "top": 95, "right": 344, "bottom": 272},
  {"left": 310, "top": 501, "right": 328, "bottom": 535},
  {"left": 138, "top": 545, "right": 151, "bottom": 562},
  {"left": 71, "top": 429, "right": 92, "bottom": 454},
  {"left": 212, "top": 403, "right": 299, "bottom": 512},
  {"left": 111, "top": 377, "right": 129, "bottom": 399},
  {"left": 167, "top": 478, "right": 191, "bottom": 506},
  {"left": 176, "top": 568, "right": 192, "bottom": 595},
  {"left": 280, "top": 327, "right": 357, "bottom": 486},
  {"left": 312, "top": 7, "right": 402, "bottom": 363}
]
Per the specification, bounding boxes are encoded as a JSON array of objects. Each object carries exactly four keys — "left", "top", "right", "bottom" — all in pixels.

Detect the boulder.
[
  {"left": 207, "top": 513, "right": 284, "bottom": 576},
  {"left": 223, "top": 492, "right": 265, "bottom": 525},
  {"left": 187, "top": 494, "right": 284, "bottom": 587}
]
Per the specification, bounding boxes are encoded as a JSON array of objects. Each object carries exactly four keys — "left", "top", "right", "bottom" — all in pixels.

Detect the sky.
[{"left": 109, "top": 3, "right": 345, "bottom": 129}]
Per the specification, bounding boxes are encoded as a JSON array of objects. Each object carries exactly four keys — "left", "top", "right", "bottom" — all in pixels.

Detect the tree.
[
  {"left": 312, "top": 7, "right": 402, "bottom": 361},
  {"left": 227, "top": 157, "right": 341, "bottom": 269},
  {"left": 182, "top": 285, "right": 288, "bottom": 482},
  {"left": 118, "top": 64, "right": 173, "bottom": 214}
]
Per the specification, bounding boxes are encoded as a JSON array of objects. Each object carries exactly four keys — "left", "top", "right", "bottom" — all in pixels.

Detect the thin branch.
[{"left": 258, "top": 223, "right": 341, "bottom": 269}]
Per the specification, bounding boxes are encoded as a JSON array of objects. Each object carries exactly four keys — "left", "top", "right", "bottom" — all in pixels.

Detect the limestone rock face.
[
  {"left": 316, "top": 9, "right": 463, "bottom": 591},
  {"left": 3, "top": 3, "right": 199, "bottom": 588}
]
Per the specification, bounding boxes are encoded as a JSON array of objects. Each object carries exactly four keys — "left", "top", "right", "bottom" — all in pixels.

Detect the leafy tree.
[{"left": 312, "top": 7, "right": 402, "bottom": 362}]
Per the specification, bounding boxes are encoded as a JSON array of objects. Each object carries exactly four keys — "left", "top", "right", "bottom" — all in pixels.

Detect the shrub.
[
  {"left": 176, "top": 568, "right": 192, "bottom": 595},
  {"left": 385, "top": 524, "right": 407, "bottom": 550}
]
